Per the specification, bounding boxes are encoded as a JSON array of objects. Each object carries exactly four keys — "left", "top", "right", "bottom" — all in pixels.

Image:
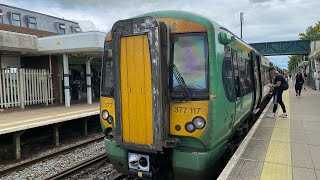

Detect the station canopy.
[
  {"left": 0, "top": 30, "right": 37, "bottom": 54},
  {"left": 38, "top": 31, "right": 106, "bottom": 57}
]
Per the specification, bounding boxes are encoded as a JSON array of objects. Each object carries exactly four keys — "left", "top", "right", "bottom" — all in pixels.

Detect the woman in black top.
[{"left": 295, "top": 70, "right": 305, "bottom": 96}]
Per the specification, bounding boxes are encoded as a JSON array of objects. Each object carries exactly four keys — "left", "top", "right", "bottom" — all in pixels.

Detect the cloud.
[
  {"left": 76, "top": 20, "right": 98, "bottom": 32},
  {"left": 249, "top": 0, "right": 285, "bottom": 3},
  {"left": 1, "top": 0, "right": 319, "bottom": 69}
]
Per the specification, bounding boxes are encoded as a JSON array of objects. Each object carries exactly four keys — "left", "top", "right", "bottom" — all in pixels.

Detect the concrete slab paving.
[
  {"left": 241, "top": 139, "right": 269, "bottom": 161},
  {"left": 292, "top": 167, "right": 317, "bottom": 180},
  {"left": 218, "top": 85, "right": 320, "bottom": 180},
  {"left": 315, "top": 170, "right": 320, "bottom": 179},
  {"left": 302, "top": 121, "right": 320, "bottom": 131},
  {"left": 306, "top": 131, "right": 320, "bottom": 146},
  {"left": 252, "top": 127, "right": 274, "bottom": 140},
  {"left": 309, "top": 145, "right": 320, "bottom": 170},
  {"left": 237, "top": 160, "right": 264, "bottom": 180},
  {"left": 291, "top": 143, "right": 314, "bottom": 168},
  {"left": 290, "top": 120, "right": 303, "bottom": 130},
  {"left": 291, "top": 130, "right": 308, "bottom": 144}
]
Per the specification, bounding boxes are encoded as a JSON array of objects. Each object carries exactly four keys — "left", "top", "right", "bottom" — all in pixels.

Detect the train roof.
[
  {"left": 138, "top": 10, "right": 220, "bottom": 29},
  {"left": 106, "top": 10, "right": 281, "bottom": 71}
]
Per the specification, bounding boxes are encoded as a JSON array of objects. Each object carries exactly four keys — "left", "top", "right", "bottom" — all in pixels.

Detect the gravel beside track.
[
  {"left": 66, "top": 160, "right": 122, "bottom": 180},
  {"left": 0, "top": 140, "right": 106, "bottom": 180}
]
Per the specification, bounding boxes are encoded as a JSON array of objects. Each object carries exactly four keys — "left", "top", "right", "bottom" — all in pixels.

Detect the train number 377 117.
[{"left": 174, "top": 107, "right": 201, "bottom": 114}]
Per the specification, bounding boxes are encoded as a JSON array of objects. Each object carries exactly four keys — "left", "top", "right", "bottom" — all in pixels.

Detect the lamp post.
[{"left": 240, "top": 12, "right": 244, "bottom": 39}]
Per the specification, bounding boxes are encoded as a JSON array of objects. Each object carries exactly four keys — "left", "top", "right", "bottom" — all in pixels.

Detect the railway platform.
[
  {"left": 219, "top": 84, "right": 320, "bottom": 180},
  {"left": 0, "top": 103, "right": 99, "bottom": 159}
]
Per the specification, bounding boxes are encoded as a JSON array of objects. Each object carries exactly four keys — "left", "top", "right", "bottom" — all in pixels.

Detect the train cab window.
[
  {"left": 170, "top": 33, "right": 209, "bottom": 99},
  {"left": 101, "top": 42, "right": 114, "bottom": 97}
]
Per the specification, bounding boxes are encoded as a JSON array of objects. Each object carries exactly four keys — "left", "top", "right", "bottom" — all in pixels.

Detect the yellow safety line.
[
  {"left": 0, "top": 108, "right": 99, "bottom": 127},
  {"left": 260, "top": 91, "right": 292, "bottom": 180}
]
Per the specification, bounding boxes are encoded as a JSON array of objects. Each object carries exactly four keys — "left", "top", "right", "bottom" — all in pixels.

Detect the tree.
[
  {"left": 298, "top": 21, "right": 320, "bottom": 40},
  {"left": 288, "top": 55, "right": 303, "bottom": 72},
  {"left": 288, "top": 21, "right": 320, "bottom": 73}
]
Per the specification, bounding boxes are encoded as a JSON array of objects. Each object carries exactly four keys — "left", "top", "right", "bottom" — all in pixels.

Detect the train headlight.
[
  {"left": 101, "top": 110, "right": 109, "bottom": 120},
  {"left": 185, "top": 122, "right": 196, "bottom": 133},
  {"left": 129, "top": 154, "right": 139, "bottom": 166},
  {"left": 139, "top": 157, "right": 148, "bottom": 167},
  {"left": 107, "top": 116, "right": 114, "bottom": 124},
  {"left": 192, "top": 116, "right": 206, "bottom": 129}
]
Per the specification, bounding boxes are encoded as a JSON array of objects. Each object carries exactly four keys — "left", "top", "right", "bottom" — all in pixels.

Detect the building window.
[
  {"left": 0, "top": 10, "right": 3, "bottom": 24},
  {"left": 58, "top": 23, "right": 66, "bottom": 34},
  {"left": 11, "top": 13, "right": 21, "bottom": 26},
  {"left": 28, "top": 16, "right": 37, "bottom": 29}
]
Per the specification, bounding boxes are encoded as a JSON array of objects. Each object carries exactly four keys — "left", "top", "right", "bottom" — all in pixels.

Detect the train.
[{"left": 99, "top": 10, "right": 283, "bottom": 180}]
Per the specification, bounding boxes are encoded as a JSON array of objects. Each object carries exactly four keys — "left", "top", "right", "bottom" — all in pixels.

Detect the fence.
[{"left": 0, "top": 68, "right": 53, "bottom": 109}]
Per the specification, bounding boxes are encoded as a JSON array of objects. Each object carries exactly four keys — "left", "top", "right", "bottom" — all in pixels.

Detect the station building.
[
  {"left": 308, "top": 41, "right": 320, "bottom": 90},
  {"left": 0, "top": 3, "right": 106, "bottom": 110}
]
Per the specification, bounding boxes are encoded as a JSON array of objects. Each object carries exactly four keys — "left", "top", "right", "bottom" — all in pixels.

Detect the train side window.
[
  {"left": 245, "top": 59, "right": 253, "bottom": 93},
  {"left": 222, "top": 46, "right": 236, "bottom": 102},
  {"left": 232, "top": 50, "right": 241, "bottom": 98},
  {"left": 238, "top": 57, "right": 247, "bottom": 96}
]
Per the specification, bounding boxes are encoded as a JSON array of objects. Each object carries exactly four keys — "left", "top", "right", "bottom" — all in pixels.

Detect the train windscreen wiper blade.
[
  {"left": 169, "top": 64, "right": 192, "bottom": 101},
  {"left": 109, "top": 86, "right": 114, "bottom": 97}
]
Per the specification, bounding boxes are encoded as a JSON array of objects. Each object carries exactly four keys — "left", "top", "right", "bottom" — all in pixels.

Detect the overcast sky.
[{"left": 1, "top": 0, "right": 319, "bottom": 69}]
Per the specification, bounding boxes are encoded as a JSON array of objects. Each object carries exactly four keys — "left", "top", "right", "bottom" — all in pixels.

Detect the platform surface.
[
  {"left": 219, "top": 84, "right": 320, "bottom": 180},
  {"left": 0, "top": 103, "right": 99, "bottom": 135}
]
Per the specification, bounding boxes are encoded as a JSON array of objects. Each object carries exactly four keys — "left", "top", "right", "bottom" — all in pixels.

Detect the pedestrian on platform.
[
  {"left": 303, "top": 71, "right": 308, "bottom": 90},
  {"left": 267, "top": 67, "right": 288, "bottom": 118},
  {"left": 294, "top": 70, "right": 304, "bottom": 96}
]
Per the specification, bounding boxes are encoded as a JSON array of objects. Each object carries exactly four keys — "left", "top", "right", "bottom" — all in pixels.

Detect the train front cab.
[{"left": 100, "top": 15, "right": 229, "bottom": 179}]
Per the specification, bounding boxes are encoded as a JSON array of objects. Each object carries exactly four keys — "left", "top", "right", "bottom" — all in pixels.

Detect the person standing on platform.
[
  {"left": 294, "top": 70, "right": 304, "bottom": 96},
  {"left": 303, "top": 71, "right": 308, "bottom": 90},
  {"left": 267, "top": 67, "right": 288, "bottom": 118}
]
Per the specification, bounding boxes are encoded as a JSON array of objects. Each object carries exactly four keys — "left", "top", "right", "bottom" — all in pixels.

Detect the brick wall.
[{"left": 0, "top": 24, "right": 57, "bottom": 37}]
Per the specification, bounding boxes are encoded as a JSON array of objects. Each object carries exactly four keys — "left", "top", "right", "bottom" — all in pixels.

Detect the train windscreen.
[
  {"left": 170, "top": 33, "right": 209, "bottom": 99},
  {"left": 101, "top": 42, "right": 114, "bottom": 96}
]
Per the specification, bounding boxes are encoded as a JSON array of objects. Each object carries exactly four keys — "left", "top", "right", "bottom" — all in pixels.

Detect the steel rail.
[
  {"left": 46, "top": 153, "right": 108, "bottom": 180},
  {"left": 0, "top": 136, "right": 104, "bottom": 177}
]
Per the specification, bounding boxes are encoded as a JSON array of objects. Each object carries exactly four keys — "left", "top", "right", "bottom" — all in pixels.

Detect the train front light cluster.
[
  {"left": 185, "top": 116, "right": 206, "bottom": 133},
  {"left": 128, "top": 153, "right": 150, "bottom": 172},
  {"left": 192, "top": 116, "right": 206, "bottom": 129},
  {"left": 101, "top": 110, "right": 113, "bottom": 124}
]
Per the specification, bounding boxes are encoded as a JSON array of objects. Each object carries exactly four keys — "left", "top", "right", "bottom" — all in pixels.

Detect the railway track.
[
  {"left": 0, "top": 136, "right": 104, "bottom": 177},
  {"left": 114, "top": 174, "right": 129, "bottom": 180},
  {"left": 45, "top": 153, "right": 108, "bottom": 180}
]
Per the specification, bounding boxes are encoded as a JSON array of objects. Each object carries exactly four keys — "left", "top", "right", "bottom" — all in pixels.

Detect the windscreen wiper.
[
  {"left": 169, "top": 64, "right": 192, "bottom": 101},
  {"left": 109, "top": 86, "right": 114, "bottom": 97}
]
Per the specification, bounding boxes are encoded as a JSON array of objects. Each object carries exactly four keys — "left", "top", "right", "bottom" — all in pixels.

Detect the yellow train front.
[{"left": 100, "top": 11, "right": 274, "bottom": 179}]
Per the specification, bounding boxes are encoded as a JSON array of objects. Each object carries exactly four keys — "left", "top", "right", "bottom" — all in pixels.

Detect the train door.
[
  {"left": 231, "top": 49, "right": 243, "bottom": 124},
  {"left": 111, "top": 17, "right": 169, "bottom": 152},
  {"left": 251, "top": 51, "right": 262, "bottom": 113}
]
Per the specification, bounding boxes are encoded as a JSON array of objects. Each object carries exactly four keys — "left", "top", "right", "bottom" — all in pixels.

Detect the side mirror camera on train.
[{"left": 218, "top": 32, "right": 234, "bottom": 45}]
